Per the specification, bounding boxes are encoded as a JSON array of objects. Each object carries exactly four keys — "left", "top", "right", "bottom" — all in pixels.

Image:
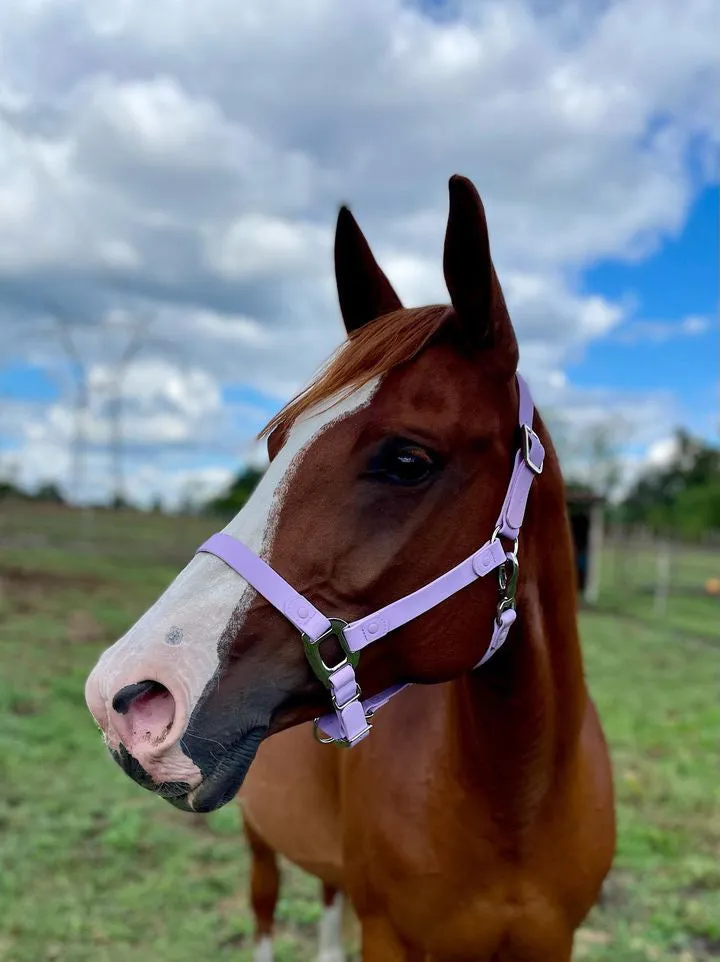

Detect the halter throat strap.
[{"left": 196, "top": 372, "right": 545, "bottom": 747}]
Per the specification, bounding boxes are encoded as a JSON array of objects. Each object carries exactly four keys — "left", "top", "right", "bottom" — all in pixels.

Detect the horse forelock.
[{"left": 259, "top": 305, "right": 453, "bottom": 443}]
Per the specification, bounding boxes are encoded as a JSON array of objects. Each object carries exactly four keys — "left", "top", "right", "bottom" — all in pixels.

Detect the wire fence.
[
  {"left": 2, "top": 503, "right": 718, "bottom": 645},
  {"left": 594, "top": 528, "right": 720, "bottom": 643},
  {"left": 0, "top": 501, "right": 214, "bottom": 570}
]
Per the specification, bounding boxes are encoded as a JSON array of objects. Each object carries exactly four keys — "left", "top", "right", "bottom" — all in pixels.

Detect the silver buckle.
[
  {"left": 521, "top": 424, "right": 543, "bottom": 475},
  {"left": 496, "top": 550, "right": 519, "bottom": 621},
  {"left": 302, "top": 618, "right": 359, "bottom": 689},
  {"left": 312, "top": 707, "right": 373, "bottom": 748},
  {"left": 331, "top": 682, "right": 361, "bottom": 711}
]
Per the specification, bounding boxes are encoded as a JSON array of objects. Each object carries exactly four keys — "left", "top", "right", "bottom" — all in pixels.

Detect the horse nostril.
[
  {"left": 111, "top": 680, "right": 177, "bottom": 751},
  {"left": 112, "top": 680, "right": 168, "bottom": 715}
]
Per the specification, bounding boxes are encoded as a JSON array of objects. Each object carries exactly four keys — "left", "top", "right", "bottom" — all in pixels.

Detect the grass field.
[{"left": 1, "top": 504, "right": 719, "bottom": 961}]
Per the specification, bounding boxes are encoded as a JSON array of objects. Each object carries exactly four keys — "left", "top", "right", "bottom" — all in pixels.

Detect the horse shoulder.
[{"left": 239, "top": 723, "right": 345, "bottom": 886}]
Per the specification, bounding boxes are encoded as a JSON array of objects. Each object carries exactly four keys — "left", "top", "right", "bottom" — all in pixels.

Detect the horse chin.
[
  {"left": 111, "top": 727, "right": 268, "bottom": 814},
  {"left": 171, "top": 726, "right": 268, "bottom": 814}
]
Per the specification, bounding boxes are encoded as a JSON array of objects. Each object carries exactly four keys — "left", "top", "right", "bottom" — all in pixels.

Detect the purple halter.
[{"left": 196, "top": 373, "right": 545, "bottom": 747}]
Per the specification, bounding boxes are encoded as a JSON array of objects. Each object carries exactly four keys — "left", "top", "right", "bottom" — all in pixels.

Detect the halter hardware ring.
[
  {"left": 302, "top": 618, "right": 359, "bottom": 689},
  {"left": 491, "top": 526, "right": 519, "bottom": 556},
  {"left": 312, "top": 719, "right": 338, "bottom": 745},
  {"left": 312, "top": 712, "right": 373, "bottom": 748}
]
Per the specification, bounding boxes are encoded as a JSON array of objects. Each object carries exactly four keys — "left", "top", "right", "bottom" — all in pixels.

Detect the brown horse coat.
[{"left": 85, "top": 175, "right": 615, "bottom": 961}]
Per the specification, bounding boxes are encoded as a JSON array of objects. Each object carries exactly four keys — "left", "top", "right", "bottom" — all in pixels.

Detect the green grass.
[{"left": 1, "top": 505, "right": 719, "bottom": 960}]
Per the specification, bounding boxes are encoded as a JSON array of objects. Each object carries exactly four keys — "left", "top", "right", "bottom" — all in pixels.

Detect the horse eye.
[{"left": 364, "top": 439, "right": 439, "bottom": 487}]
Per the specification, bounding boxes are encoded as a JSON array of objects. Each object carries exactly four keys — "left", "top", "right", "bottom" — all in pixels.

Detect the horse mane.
[{"left": 259, "top": 304, "right": 453, "bottom": 439}]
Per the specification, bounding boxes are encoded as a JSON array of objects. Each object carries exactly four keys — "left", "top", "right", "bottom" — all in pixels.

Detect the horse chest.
[
  {"left": 340, "top": 724, "right": 516, "bottom": 948},
  {"left": 343, "top": 795, "right": 573, "bottom": 961}
]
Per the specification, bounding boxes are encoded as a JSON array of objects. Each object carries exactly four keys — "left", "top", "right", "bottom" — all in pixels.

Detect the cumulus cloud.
[
  {"left": 0, "top": 0, "right": 717, "bottom": 503},
  {"left": 615, "top": 313, "right": 712, "bottom": 343}
]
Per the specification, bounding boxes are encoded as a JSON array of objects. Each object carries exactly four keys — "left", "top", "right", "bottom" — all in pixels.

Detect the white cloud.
[
  {"left": 0, "top": 0, "right": 717, "bottom": 503},
  {"left": 646, "top": 435, "right": 680, "bottom": 468},
  {"left": 615, "top": 313, "right": 712, "bottom": 343},
  {"left": 205, "top": 216, "right": 328, "bottom": 281}
]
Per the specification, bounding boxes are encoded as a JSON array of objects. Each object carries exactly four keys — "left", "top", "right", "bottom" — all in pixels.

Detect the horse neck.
[{"left": 449, "top": 451, "right": 588, "bottom": 825}]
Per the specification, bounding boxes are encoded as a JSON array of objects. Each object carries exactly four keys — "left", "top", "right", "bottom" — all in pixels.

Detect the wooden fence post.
[
  {"left": 585, "top": 500, "right": 604, "bottom": 604},
  {"left": 653, "top": 540, "right": 672, "bottom": 616}
]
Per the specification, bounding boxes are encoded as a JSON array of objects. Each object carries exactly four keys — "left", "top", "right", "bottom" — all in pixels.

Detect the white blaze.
[{"left": 84, "top": 380, "right": 379, "bottom": 786}]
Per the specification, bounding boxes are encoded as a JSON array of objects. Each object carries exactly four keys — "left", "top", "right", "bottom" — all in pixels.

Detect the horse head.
[{"left": 85, "top": 175, "right": 559, "bottom": 813}]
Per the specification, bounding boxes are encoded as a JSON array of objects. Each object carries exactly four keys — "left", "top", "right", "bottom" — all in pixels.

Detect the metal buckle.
[
  {"left": 330, "top": 682, "right": 373, "bottom": 744},
  {"left": 312, "top": 709, "right": 373, "bottom": 748},
  {"left": 491, "top": 525, "right": 519, "bottom": 556},
  {"left": 521, "top": 423, "right": 543, "bottom": 475},
  {"left": 302, "top": 618, "right": 359, "bottom": 689},
  {"left": 331, "top": 682, "right": 361, "bottom": 711},
  {"left": 496, "top": 551, "right": 519, "bottom": 620}
]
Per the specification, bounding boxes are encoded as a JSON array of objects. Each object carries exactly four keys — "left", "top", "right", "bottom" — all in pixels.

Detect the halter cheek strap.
[{"left": 196, "top": 373, "right": 545, "bottom": 748}]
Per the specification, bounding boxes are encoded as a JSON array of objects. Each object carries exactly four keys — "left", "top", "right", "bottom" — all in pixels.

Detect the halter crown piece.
[{"left": 196, "top": 373, "right": 545, "bottom": 747}]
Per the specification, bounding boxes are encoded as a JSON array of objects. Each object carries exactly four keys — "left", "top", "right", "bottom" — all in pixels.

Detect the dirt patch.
[
  {"left": 0, "top": 567, "right": 109, "bottom": 621},
  {"left": 595, "top": 871, "right": 631, "bottom": 910},
  {"left": 218, "top": 932, "right": 248, "bottom": 949},
  {"left": 8, "top": 697, "right": 40, "bottom": 716},
  {"left": 574, "top": 928, "right": 613, "bottom": 957},
  {"left": 0, "top": 565, "right": 107, "bottom": 593},
  {"left": 684, "top": 875, "right": 720, "bottom": 895},
  {"left": 66, "top": 609, "right": 106, "bottom": 644},
  {"left": 691, "top": 936, "right": 720, "bottom": 958}
]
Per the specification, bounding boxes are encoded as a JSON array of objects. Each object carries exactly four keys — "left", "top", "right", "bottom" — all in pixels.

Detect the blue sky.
[
  {"left": 572, "top": 184, "right": 718, "bottom": 440},
  {"left": 0, "top": 362, "right": 58, "bottom": 403},
  {"left": 1, "top": 0, "right": 718, "bottom": 506}
]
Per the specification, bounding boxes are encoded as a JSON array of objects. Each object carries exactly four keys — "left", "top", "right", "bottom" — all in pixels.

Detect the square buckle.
[
  {"left": 331, "top": 682, "right": 361, "bottom": 712},
  {"left": 521, "top": 424, "right": 543, "bottom": 475},
  {"left": 302, "top": 618, "right": 359, "bottom": 689}
]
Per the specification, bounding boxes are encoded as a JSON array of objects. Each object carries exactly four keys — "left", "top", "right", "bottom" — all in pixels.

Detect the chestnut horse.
[{"left": 85, "top": 175, "right": 615, "bottom": 961}]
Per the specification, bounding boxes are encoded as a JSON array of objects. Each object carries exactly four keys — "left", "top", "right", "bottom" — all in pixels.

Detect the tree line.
[
  {"left": 3, "top": 428, "right": 717, "bottom": 543},
  {"left": 615, "top": 429, "right": 719, "bottom": 540}
]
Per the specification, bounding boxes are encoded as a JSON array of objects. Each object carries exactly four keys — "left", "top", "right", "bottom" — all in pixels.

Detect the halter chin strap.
[{"left": 196, "top": 373, "right": 545, "bottom": 747}]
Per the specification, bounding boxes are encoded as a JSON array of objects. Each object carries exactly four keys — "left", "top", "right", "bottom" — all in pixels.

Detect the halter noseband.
[{"left": 195, "top": 373, "right": 545, "bottom": 747}]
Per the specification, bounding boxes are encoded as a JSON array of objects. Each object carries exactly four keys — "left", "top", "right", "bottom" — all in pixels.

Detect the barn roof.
[{"left": 565, "top": 486, "right": 606, "bottom": 506}]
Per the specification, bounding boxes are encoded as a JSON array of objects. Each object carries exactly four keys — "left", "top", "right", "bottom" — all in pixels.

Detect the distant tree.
[
  {"left": 0, "top": 479, "right": 65, "bottom": 503},
  {"left": 206, "top": 466, "right": 264, "bottom": 516},
  {"left": 620, "top": 429, "right": 720, "bottom": 539},
  {"left": 0, "top": 480, "right": 29, "bottom": 501},
  {"left": 34, "top": 482, "right": 65, "bottom": 504}
]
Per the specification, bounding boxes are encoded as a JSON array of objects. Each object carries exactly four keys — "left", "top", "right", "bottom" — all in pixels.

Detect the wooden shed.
[{"left": 565, "top": 488, "right": 605, "bottom": 604}]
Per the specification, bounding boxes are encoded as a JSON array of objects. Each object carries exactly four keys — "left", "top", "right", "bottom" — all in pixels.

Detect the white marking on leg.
[
  {"left": 318, "top": 891, "right": 346, "bottom": 962},
  {"left": 254, "top": 935, "right": 274, "bottom": 962}
]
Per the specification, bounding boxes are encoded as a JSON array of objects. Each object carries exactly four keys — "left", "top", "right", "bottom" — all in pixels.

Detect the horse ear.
[
  {"left": 442, "top": 175, "right": 518, "bottom": 367},
  {"left": 334, "top": 205, "right": 403, "bottom": 335},
  {"left": 266, "top": 424, "right": 285, "bottom": 462}
]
